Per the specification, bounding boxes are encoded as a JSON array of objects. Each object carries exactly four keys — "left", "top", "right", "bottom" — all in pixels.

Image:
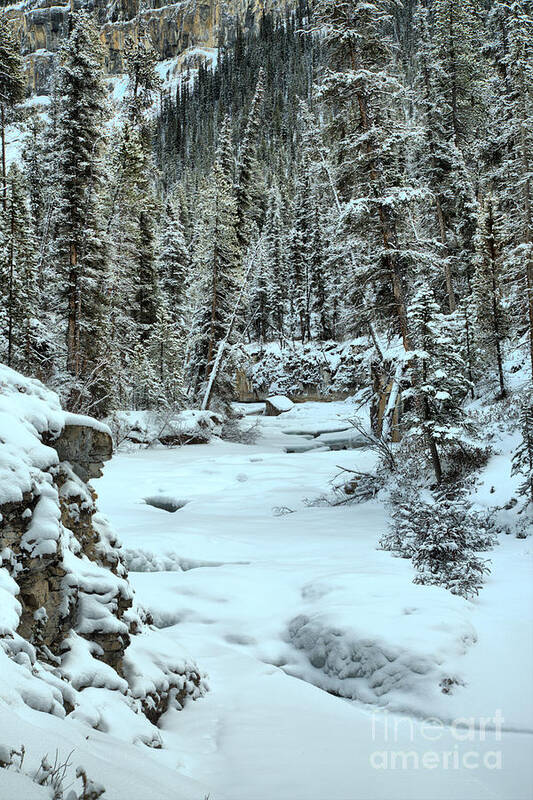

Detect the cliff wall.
[
  {"left": 0, "top": 364, "right": 205, "bottom": 733},
  {"left": 6, "top": 0, "right": 283, "bottom": 93}
]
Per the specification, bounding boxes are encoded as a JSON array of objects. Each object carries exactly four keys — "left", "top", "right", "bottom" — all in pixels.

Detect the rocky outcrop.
[
  {"left": 7, "top": 0, "right": 287, "bottom": 94},
  {"left": 0, "top": 364, "right": 206, "bottom": 726},
  {"left": 233, "top": 341, "right": 368, "bottom": 404}
]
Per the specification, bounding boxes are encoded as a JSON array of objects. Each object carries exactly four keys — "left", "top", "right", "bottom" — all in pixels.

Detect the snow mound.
[
  {"left": 285, "top": 573, "right": 476, "bottom": 712},
  {"left": 123, "top": 628, "right": 207, "bottom": 721},
  {"left": 122, "top": 547, "right": 230, "bottom": 574}
]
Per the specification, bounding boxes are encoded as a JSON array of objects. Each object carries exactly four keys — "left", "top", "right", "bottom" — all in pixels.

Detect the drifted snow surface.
[{"left": 2, "top": 397, "right": 532, "bottom": 799}]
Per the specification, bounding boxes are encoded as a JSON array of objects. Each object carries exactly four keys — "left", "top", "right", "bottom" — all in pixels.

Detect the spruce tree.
[
  {"left": 430, "top": 0, "right": 485, "bottom": 152},
  {"left": 314, "top": 0, "right": 420, "bottom": 350},
  {"left": 512, "top": 401, "right": 533, "bottom": 515},
  {"left": 52, "top": 12, "right": 110, "bottom": 411},
  {"left": 0, "top": 12, "right": 25, "bottom": 213},
  {"left": 236, "top": 69, "right": 266, "bottom": 251},
  {"left": 0, "top": 164, "right": 38, "bottom": 371},
  {"left": 190, "top": 120, "right": 242, "bottom": 396},
  {"left": 157, "top": 197, "right": 190, "bottom": 313},
  {"left": 149, "top": 295, "right": 186, "bottom": 408},
  {"left": 124, "top": 34, "right": 161, "bottom": 135},
  {"left": 414, "top": 0, "right": 478, "bottom": 311},
  {"left": 404, "top": 282, "right": 472, "bottom": 483},
  {"left": 485, "top": 2, "right": 533, "bottom": 378},
  {"left": 263, "top": 185, "right": 287, "bottom": 343},
  {"left": 411, "top": 497, "right": 490, "bottom": 598}
]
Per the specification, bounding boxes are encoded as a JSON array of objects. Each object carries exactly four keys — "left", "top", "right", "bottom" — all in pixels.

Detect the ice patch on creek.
[
  {"left": 282, "top": 426, "right": 368, "bottom": 453},
  {"left": 283, "top": 574, "right": 477, "bottom": 712}
]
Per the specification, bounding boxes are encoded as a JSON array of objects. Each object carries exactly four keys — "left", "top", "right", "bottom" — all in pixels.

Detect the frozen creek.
[{"left": 93, "top": 398, "right": 533, "bottom": 800}]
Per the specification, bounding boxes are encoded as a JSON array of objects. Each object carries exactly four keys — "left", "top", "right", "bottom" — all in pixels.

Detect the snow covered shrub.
[
  {"left": 33, "top": 751, "right": 74, "bottom": 799},
  {"left": 0, "top": 746, "right": 104, "bottom": 800},
  {"left": 383, "top": 490, "right": 496, "bottom": 597},
  {"left": 410, "top": 498, "right": 492, "bottom": 599},
  {"left": 0, "top": 744, "right": 25, "bottom": 770},
  {"left": 220, "top": 415, "right": 260, "bottom": 444},
  {"left": 67, "top": 767, "right": 105, "bottom": 800}
]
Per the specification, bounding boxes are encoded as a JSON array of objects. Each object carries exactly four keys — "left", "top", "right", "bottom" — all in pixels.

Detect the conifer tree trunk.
[
  {"left": 206, "top": 262, "right": 218, "bottom": 375},
  {"left": 418, "top": 12, "right": 457, "bottom": 313},
  {"left": 448, "top": 4, "right": 460, "bottom": 146},
  {"left": 1, "top": 105, "right": 6, "bottom": 214},
  {"left": 522, "top": 108, "right": 533, "bottom": 380},
  {"left": 485, "top": 201, "right": 506, "bottom": 397}
]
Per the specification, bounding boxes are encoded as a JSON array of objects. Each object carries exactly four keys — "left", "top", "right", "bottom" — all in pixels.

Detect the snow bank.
[
  {"left": 285, "top": 573, "right": 476, "bottom": 713},
  {"left": 0, "top": 364, "right": 63, "bottom": 505}
]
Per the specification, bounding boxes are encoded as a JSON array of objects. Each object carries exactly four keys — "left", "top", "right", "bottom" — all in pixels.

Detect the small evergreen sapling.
[
  {"left": 383, "top": 490, "right": 496, "bottom": 598},
  {"left": 411, "top": 498, "right": 491, "bottom": 599},
  {"left": 379, "top": 488, "right": 422, "bottom": 558}
]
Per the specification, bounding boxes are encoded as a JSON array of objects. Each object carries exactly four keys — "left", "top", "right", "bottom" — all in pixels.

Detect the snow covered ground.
[
  {"left": 2, "top": 396, "right": 532, "bottom": 798},
  {"left": 91, "top": 397, "right": 532, "bottom": 799}
]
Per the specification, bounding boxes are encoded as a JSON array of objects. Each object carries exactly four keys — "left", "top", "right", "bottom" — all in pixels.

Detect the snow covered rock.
[
  {"left": 0, "top": 364, "right": 206, "bottom": 726},
  {"left": 265, "top": 396, "right": 294, "bottom": 416}
]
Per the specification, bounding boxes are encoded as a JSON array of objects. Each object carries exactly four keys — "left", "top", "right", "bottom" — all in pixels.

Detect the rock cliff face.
[
  {"left": 232, "top": 341, "right": 368, "bottom": 404},
  {"left": 7, "top": 0, "right": 283, "bottom": 94},
  {"left": 0, "top": 364, "right": 205, "bottom": 731}
]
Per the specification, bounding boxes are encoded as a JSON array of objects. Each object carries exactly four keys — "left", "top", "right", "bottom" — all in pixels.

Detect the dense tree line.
[{"left": 0, "top": 1, "right": 532, "bottom": 563}]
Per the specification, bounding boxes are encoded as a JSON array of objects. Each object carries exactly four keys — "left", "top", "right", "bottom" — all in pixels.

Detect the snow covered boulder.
[{"left": 265, "top": 395, "right": 294, "bottom": 416}]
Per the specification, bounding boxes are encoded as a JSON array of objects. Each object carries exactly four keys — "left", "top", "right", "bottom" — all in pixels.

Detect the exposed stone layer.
[
  {"left": 7, "top": 0, "right": 285, "bottom": 94},
  {"left": 0, "top": 364, "right": 206, "bottom": 725}
]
